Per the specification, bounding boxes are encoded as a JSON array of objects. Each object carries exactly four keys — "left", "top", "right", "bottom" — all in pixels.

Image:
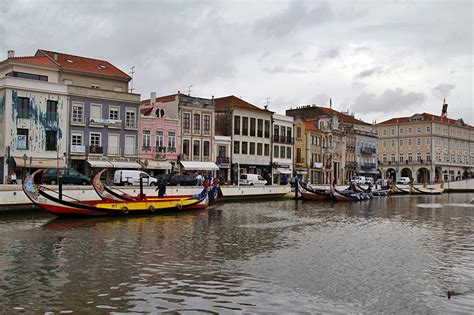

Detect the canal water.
[{"left": 0, "top": 193, "right": 473, "bottom": 313}]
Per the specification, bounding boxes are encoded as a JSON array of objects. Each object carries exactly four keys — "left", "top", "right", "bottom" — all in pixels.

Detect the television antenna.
[{"left": 129, "top": 66, "right": 135, "bottom": 93}]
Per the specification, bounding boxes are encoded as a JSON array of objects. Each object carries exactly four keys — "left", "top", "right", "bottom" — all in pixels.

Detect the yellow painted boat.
[{"left": 95, "top": 195, "right": 202, "bottom": 213}]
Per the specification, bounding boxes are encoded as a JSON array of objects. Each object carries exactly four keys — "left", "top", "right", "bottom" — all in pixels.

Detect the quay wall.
[{"left": 0, "top": 184, "right": 292, "bottom": 212}]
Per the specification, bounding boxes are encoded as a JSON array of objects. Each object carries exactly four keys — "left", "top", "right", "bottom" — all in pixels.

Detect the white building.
[{"left": 271, "top": 114, "right": 294, "bottom": 184}]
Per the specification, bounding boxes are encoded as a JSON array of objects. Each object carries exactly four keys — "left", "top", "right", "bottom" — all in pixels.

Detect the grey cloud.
[
  {"left": 255, "top": 1, "right": 333, "bottom": 37},
  {"left": 310, "top": 93, "right": 331, "bottom": 106},
  {"left": 354, "top": 66, "right": 385, "bottom": 79},
  {"left": 433, "top": 83, "right": 455, "bottom": 99},
  {"left": 263, "top": 65, "right": 309, "bottom": 74},
  {"left": 352, "top": 88, "right": 425, "bottom": 114},
  {"left": 318, "top": 47, "right": 340, "bottom": 59}
]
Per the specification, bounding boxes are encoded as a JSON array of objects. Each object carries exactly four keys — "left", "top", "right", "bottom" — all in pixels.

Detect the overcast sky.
[{"left": 1, "top": 0, "right": 473, "bottom": 124}]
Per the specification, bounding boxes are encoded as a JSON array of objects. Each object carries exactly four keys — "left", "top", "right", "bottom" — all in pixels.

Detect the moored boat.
[
  {"left": 23, "top": 169, "right": 207, "bottom": 217},
  {"left": 330, "top": 184, "right": 369, "bottom": 201},
  {"left": 297, "top": 181, "right": 332, "bottom": 200}
]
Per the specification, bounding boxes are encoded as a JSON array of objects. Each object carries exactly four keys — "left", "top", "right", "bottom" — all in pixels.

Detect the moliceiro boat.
[
  {"left": 23, "top": 169, "right": 207, "bottom": 217},
  {"left": 330, "top": 183, "right": 372, "bottom": 201},
  {"left": 297, "top": 181, "right": 332, "bottom": 200},
  {"left": 355, "top": 184, "right": 390, "bottom": 197},
  {"left": 91, "top": 169, "right": 218, "bottom": 208}
]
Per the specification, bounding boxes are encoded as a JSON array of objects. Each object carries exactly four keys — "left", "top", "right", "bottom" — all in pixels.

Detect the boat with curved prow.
[
  {"left": 23, "top": 169, "right": 207, "bottom": 217},
  {"left": 297, "top": 181, "right": 332, "bottom": 200},
  {"left": 330, "top": 184, "right": 371, "bottom": 201}
]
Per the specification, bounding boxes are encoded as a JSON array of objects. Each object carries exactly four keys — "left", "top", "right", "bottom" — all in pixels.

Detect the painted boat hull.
[{"left": 297, "top": 182, "right": 332, "bottom": 200}]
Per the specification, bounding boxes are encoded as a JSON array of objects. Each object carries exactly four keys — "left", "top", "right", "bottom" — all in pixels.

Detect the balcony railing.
[
  {"left": 361, "top": 147, "right": 376, "bottom": 154},
  {"left": 216, "top": 156, "right": 230, "bottom": 164},
  {"left": 155, "top": 146, "right": 167, "bottom": 153},
  {"left": 142, "top": 146, "right": 152, "bottom": 151},
  {"left": 167, "top": 147, "right": 176, "bottom": 153},
  {"left": 89, "top": 146, "right": 103, "bottom": 154},
  {"left": 273, "top": 135, "right": 294, "bottom": 144},
  {"left": 360, "top": 163, "right": 376, "bottom": 170}
]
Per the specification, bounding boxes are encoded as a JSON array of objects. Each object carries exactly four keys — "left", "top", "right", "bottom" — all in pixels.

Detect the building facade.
[
  {"left": 214, "top": 95, "right": 273, "bottom": 184},
  {"left": 0, "top": 51, "right": 68, "bottom": 183},
  {"left": 24, "top": 50, "right": 142, "bottom": 176},
  {"left": 138, "top": 92, "right": 178, "bottom": 176},
  {"left": 271, "top": 114, "right": 293, "bottom": 184},
  {"left": 214, "top": 135, "right": 232, "bottom": 183},
  {"left": 376, "top": 109, "right": 474, "bottom": 183},
  {"left": 304, "top": 119, "right": 324, "bottom": 184}
]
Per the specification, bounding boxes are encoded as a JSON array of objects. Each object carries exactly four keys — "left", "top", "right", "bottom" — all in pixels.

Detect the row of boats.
[
  {"left": 297, "top": 180, "right": 444, "bottom": 201},
  {"left": 22, "top": 169, "right": 220, "bottom": 217}
]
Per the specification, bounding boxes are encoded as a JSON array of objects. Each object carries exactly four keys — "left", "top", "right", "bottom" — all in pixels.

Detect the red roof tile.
[
  {"left": 377, "top": 113, "right": 473, "bottom": 128},
  {"left": 214, "top": 95, "right": 273, "bottom": 113},
  {"left": 2, "top": 56, "right": 58, "bottom": 67},
  {"left": 36, "top": 50, "right": 131, "bottom": 80},
  {"left": 141, "top": 94, "right": 178, "bottom": 106},
  {"left": 304, "top": 118, "right": 320, "bottom": 131}
]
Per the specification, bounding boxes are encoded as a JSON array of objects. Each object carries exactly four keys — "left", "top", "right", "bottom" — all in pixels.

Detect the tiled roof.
[
  {"left": 286, "top": 105, "right": 370, "bottom": 126},
  {"left": 377, "top": 113, "right": 472, "bottom": 128},
  {"left": 141, "top": 94, "right": 178, "bottom": 106},
  {"left": 214, "top": 95, "right": 273, "bottom": 113},
  {"left": 318, "top": 107, "right": 370, "bottom": 125},
  {"left": 36, "top": 49, "right": 131, "bottom": 80},
  {"left": 1, "top": 56, "right": 58, "bottom": 67},
  {"left": 304, "top": 118, "right": 320, "bottom": 131}
]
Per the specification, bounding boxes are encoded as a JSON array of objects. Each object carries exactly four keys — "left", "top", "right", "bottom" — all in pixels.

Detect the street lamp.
[{"left": 22, "top": 153, "right": 27, "bottom": 182}]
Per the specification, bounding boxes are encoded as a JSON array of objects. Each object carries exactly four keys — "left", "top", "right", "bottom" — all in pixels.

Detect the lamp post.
[{"left": 22, "top": 153, "right": 27, "bottom": 182}]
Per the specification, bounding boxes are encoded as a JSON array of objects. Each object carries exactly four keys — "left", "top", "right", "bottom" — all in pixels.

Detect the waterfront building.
[
  {"left": 271, "top": 114, "right": 294, "bottom": 184},
  {"left": 214, "top": 135, "right": 232, "bottom": 183},
  {"left": 376, "top": 105, "right": 474, "bottom": 183},
  {"left": 138, "top": 92, "right": 178, "bottom": 176},
  {"left": 304, "top": 119, "right": 324, "bottom": 184},
  {"left": 154, "top": 93, "right": 217, "bottom": 175},
  {"left": 214, "top": 96, "right": 273, "bottom": 184},
  {"left": 287, "top": 104, "right": 377, "bottom": 184},
  {"left": 292, "top": 117, "right": 308, "bottom": 181},
  {"left": 0, "top": 50, "right": 68, "bottom": 183},
  {"left": 33, "top": 50, "right": 141, "bottom": 176}
]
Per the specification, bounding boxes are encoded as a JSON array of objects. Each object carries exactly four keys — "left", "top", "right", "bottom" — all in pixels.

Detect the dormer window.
[
  {"left": 156, "top": 108, "right": 165, "bottom": 118},
  {"left": 66, "top": 59, "right": 73, "bottom": 63},
  {"left": 98, "top": 65, "right": 106, "bottom": 70},
  {"left": 91, "top": 83, "right": 100, "bottom": 89}
]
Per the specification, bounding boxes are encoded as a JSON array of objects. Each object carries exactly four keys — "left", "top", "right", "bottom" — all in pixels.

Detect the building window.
[
  {"left": 234, "top": 115, "right": 241, "bottom": 135},
  {"left": 250, "top": 118, "right": 256, "bottom": 136},
  {"left": 203, "top": 115, "right": 211, "bottom": 133},
  {"left": 264, "top": 143, "right": 270, "bottom": 156},
  {"left": 45, "top": 130, "right": 57, "bottom": 151},
  {"left": 218, "top": 145, "right": 226, "bottom": 157},
  {"left": 382, "top": 154, "right": 387, "bottom": 163},
  {"left": 203, "top": 141, "right": 210, "bottom": 157},
  {"left": 391, "top": 128, "right": 395, "bottom": 135},
  {"left": 287, "top": 147, "right": 291, "bottom": 159},
  {"left": 417, "top": 138, "right": 421, "bottom": 146},
  {"left": 391, "top": 154, "right": 396, "bottom": 162},
  {"left": 46, "top": 100, "right": 58, "bottom": 121},
  {"left": 296, "top": 148, "right": 302, "bottom": 163},
  {"left": 183, "top": 112, "right": 191, "bottom": 130},
  {"left": 193, "top": 113, "right": 201, "bottom": 132},
  {"left": 125, "top": 109, "right": 136, "bottom": 128},
  {"left": 17, "top": 129, "right": 29, "bottom": 149},
  {"left": 234, "top": 141, "right": 240, "bottom": 154},
  {"left": 426, "top": 137, "right": 431, "bottom": 145},
  {"left": 249, "top": 142, "right": 255, "bottom": 155},
  {"left": 90, "top": 103, "right": 102, "bottom": 122},
  {"left": 391, "top": 139, "right": 395, "bottom": 147},
  {"left": 399, "top": 154, "right": 404, "bottom": 162},
  {"left": 241, "top": 141, "right": 248, "bottom": 154},
  {"left": 168, "top": 131, "right": 176, "bottom": 150},
  {"left": 156, "top": 130, "right": 164, "bottom": 149},
  {"left": 17, "top": 97, "right": 30, "bottom": 118},
  {"left": 274, "top": 125, "right": 279, "bottom": 140},
  {"left": 274, "top": 145, "right": 279, "bottom": 158},
  {"left": 71, "top": 132, "right": 83, "bottom": 146},
  {"left": 426, "top": 153, "right": 431, "bottom": 162},
  {"left": 417, "top": 127, "right": 421, "bottom": 134},
  {"left": 257, "top": 143, "right": 263, "bottom": 155},
  {"left": 90, "top": 132, "right": 101, "bottom": 147},
  {"left": 183, "top": 139, "right": 190, "bottom": 156},
  {"left": 109, "top": 106, "right": 119, "bottom": 120},
  {"left": 280, "top": 146, "right": 286, "bottom": 158},
  {"left": 287, "top": 127, "right": 292, "bottom": 142},
  {"left": 408, "top": 139, "right": 412, "bottom": 146},
  {"left": 399, "top": 128, "right": 404, "bottom": 134},
  {"left": 417, "top": 153, "right": 422, "bottom": 162},
  {"left": 383, "top": 129, "right": 387, "bottom": 136},
  {"left": 142, "top": 130, "right": 151, "bottom": 148},
  {"left": 193, "top": 140, "right": 200, "bottom": 156},
  {"left": 297, "top": 127, "right": 302, "bottom": 138},
  {"left": 242, "top": 116, "right": 248, "bottom": 136},
  {"left": 91, "top": 83, "right": 100, "bottom": 89},
  {"left": 408, "top": 127, "right": 412, "bottom": 134},
  {"left": 257, "top": 119, "right": 263, "bottom": 137},
  {"left": 426, "top": 126, "right": 431, "bottom": 133},
  {"left": 383, "top": 140, "right": 387, "bottom": 148},
  {"left": 408, "top": 153, "right": 413, "bottom": 162},
  {"left": 124, "top": 135, "right": 136, "bottom": 155},
  {"left": 264, "top": 120, "right": 270, "bottom": 138},
  {"left": 399, "top": 139, "right": 403, "bottom": 147}
]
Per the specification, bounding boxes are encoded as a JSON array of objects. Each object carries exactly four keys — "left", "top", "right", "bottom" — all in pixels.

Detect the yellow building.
[
  {"left": 293, "top": 117, "right": 307, "bottom": 180},
  {"left": 376, "top": 110, "right": 474, "bottom": 183}
]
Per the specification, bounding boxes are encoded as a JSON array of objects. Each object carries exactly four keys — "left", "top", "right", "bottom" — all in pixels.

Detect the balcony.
[
  {"left": 216, "top": 156, "right": 230, "bottom": 164},
  {"left": 155, "top": 146, "right": 167, "bottom": 153},
  {"left": 142, "top": 146, "right": 152, "bottom": 151},
  {"left": 361, "top": 147, "right": 376, "bottom": 154},
  {"left": 273, "top": 135, "right": 294, "bottom": 144},
  {"left": 360, "top": 163, "right": 376, "bottom": 170},
  {"left": 46, "top": 112, "right": 58, "bottom": 122},
  {"left": 167, "top": 147, "right": 176, "bottom": 153},
  {"left": 89, "top": 146, "right": 103, "bottom": 154}
]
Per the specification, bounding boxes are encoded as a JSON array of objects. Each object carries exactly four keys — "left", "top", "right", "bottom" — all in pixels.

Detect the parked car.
[
  {"left": 42, "top": 168, "right": 90, "bottom": 185},
  {"left": 351, "top": 176, "right": 366, "bottom": 185},
  {"left": 239, "top": 173, "right": 267, "bottom": 186},
  {"left": 113, "top": 170, "right": 158, "bottom": 186},
  {"left": 167, "top": 174, "right": 196, "bottom": 186},
  {"left": 365, "top": 177, "right": 374, "bottom": 185},
  {"left": 396, "top": 177, "right": 411, "bottom": 185}
]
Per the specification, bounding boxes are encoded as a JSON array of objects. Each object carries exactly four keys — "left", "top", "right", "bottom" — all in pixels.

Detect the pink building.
[{"left": 138, "top": 93, "right": 180, "bottom": 176}]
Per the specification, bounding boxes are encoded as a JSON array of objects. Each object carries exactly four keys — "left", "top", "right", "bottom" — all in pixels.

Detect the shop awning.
[
  {"left": 295, "top": 169, "right": 308, "bottom": 175},
  {"left": 277, "top": 168, "right": 292, "bottom": 174},
  {"left": 110, "top": 161, "right": 142, "bottom": 169},
  {"left": 180, "top": 161, "right": 219, "bottom": 170},
  {"left": 145, "top": 161, "right": 172, "bottom": 170},
  {"left": 14, "top": 157, "right": 65, "bottom": 168},
  {"left": 87, "top": 160, "right": 113, "bottom": 168}
]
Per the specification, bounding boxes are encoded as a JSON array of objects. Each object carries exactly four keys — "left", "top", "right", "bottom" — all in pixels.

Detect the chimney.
[
  {"left": 329, "top": 98, "right": 332, "bottom": 109},
  {"left": 150, "top": 92, "right": 156, "bottom": 105},
  {"left": 53, "top": 53, "right": 58, "bottom": 61},
  {"left": 441, "top": 100, "right": 448, "bottom": 118},
  {"left": 7, "top": 50, "right": 14, "bottom": 58}
]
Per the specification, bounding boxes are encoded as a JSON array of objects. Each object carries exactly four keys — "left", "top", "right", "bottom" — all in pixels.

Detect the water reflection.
[{"left": 0, "top": 194, "right": 472, "bottom": 313}]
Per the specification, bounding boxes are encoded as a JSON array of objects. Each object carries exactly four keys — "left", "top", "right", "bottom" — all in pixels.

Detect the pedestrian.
[
  {"left": 10, "top": 172, "right": 17, "bottom": 184},
  {"left": 196, "top": 173, "right": 203, "bottom": 186},
  {"left": 156, "top": 180, "right": 166, "bottom": 198}
]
